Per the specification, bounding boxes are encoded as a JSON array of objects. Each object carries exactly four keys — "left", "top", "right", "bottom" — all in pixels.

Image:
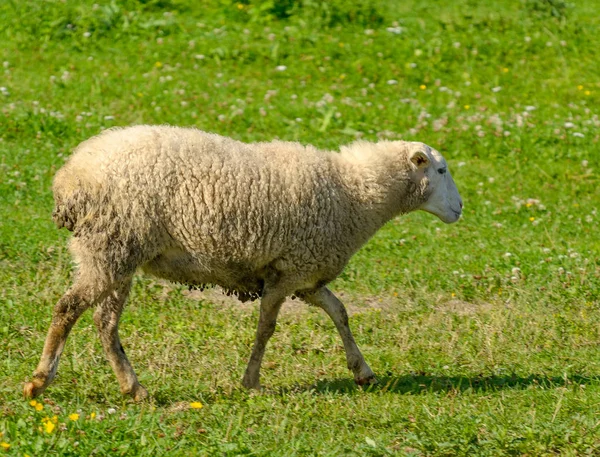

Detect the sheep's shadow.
[{"left": 294, "top": 373, "right": 600, "bottom": 395}]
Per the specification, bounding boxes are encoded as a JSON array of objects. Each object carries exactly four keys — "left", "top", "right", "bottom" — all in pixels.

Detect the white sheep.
[{"left": 23, "top": 125, "right": 462, "bottom": 400}]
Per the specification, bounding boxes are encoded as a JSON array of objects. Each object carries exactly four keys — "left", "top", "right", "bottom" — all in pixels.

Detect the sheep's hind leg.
[
  {"left": 302, "top": 287, "right": 376, "bottom": 386},
  {"left": 23, "top": 277, "right": 110, "bottom": 398},
  {"left": 241, "top": 285, "right": 288, "bottom": 390},
  {"left": 93, "top": 278, "right": 148, "bottom": 401}
]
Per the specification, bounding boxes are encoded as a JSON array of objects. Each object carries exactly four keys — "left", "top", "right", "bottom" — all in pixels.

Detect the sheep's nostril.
[{"left": 459, "top": 201, "right": 463, "bottom": 209}]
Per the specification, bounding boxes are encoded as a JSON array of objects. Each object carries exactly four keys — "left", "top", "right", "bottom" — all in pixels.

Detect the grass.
[{"left": 1, "top": 0, "right": 599, "bottom": 455}]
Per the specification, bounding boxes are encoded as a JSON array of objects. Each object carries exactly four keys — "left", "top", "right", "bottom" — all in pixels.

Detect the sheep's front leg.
[
  {"left": 23, "top": 280, "right": 103, "bottom": 398},
  {"left": 242, "top": 289, "right": 286, "bottom": 389},
  {"left": 303, "top": 287, "right": 376, "bottom": 385},
  {"left": 93, "top": 278, "right": 148, "bottom": 401}
]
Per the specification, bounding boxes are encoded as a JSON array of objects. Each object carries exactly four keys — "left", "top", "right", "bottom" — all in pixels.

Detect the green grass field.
[{"left": 1, "top": 0, "right": 599, "bottom": 455}]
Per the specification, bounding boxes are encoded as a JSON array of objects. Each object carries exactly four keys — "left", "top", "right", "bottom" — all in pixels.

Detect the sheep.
[{"left": 23, "top": 125, "right": 463, "bottom": 400}]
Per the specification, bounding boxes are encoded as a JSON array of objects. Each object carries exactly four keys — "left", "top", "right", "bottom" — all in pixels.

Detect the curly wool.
[{"left": 53, "top": 125, "right": 429, "bottom": 299}]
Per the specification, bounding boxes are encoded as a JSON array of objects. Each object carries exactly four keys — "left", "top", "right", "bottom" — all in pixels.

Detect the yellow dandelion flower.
[
  {"left": 69, "top": 413, "right": 80, "bottom": 421},
  {"left": 35, "top": 403, "right": 43, "bottom": 411},
  {"left": 451, "top": 293, "right": 456, "bottom": 297},
  {"left": 190, "top": 402, "right": 203, "bottom": 409},
  {"left": 577, "top": 85, "right": 583, "bottom": 90},
  {"left": 502, "top": 67, "right": 509, "bottom": 73},
  {"left": 339, "top": 42, "right": 344, "bottom": 47},
  {"left": 585, "top": 90, "right": 591, "bottom": 95},
  {"left": 419, "top": 84, "right": 426, "bottom": 90},
  {"left": 529, "top": 217, "right": 535, "bottom": 222},
  {"left": 464, "top": 105, "right": 470, "bottom": 110},
  {"left": 90, "top": 412, "right": 96, "bottom": 419},
  {"left": 237, "top": 3, "right": 244, "bottom": 9},
  {"left": 155, "top": 61, "right": 162, "bottom": 68},
  {"left": 29, "top": 400, "right": 38, "bottom": 407},
  {"left": 0, "top": 442, "right": 10, "bottom": 450},
  {"left": 526, "top": 202, "right": 533, "bottom": 207},
  {"left": 43, "top": 421, "right": 55, "bottom": 434}
]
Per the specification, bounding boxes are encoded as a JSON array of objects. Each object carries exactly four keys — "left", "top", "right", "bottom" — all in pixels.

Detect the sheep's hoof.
[
  {"left": 241, "top": 376, "right": 261, "bottom": 390},
  {"left": 23, "top": 381, "right": 45, "bottom": 399},
  {"left": 126, "top": 384, "right": 149, "bottom": 402},
  {"left": 355, "top": 374, "right": 378, "bottom": 386}
]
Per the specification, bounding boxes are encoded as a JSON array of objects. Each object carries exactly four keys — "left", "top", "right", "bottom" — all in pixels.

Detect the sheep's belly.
[{"left": 141, "top": 249, "right": 264, "bottom": 301}]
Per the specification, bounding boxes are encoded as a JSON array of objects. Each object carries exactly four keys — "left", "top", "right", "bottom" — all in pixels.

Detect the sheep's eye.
[{"left": 437, "top": 167, "right": 447, "bottom": 175}]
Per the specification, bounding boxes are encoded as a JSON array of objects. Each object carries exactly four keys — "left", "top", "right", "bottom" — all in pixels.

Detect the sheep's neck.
[{"left": 335, "top": 155, "right": 417, "bottom": 237}]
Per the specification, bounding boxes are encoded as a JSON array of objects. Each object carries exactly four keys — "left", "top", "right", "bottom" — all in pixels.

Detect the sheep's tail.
[
  {"left": 51, "top": 167, "right": 100, "bottom": 232},
  {"left": 52, "top": 191, "right": 84, "bottom": 232}
]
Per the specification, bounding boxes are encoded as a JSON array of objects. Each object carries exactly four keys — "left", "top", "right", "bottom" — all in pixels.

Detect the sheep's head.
[{"left": 407, "top": 142, "right": 463, "bottom": 223}]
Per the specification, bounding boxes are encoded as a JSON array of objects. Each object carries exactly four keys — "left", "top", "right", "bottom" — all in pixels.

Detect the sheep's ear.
[{"left": 410, "top": 150, "right": 429, "bottom": 169}]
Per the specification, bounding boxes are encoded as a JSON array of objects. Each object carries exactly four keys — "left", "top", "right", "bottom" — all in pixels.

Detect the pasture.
[{"left": 1, "top": 0, "right": 599, "bottom": 455}]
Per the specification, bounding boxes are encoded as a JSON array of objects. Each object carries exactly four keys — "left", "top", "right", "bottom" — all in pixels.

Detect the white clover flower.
[
  {"left": 573, "top": 132, "right": 584, "bottom": 138},
  {"left": 491, "top": 86, "right": 502, "bottom": 93},
  {"left": 386, "top": 26, "right": 403, "bottom": 34},
  {"left": 564, "top": 122, "right": 575, "bottom": 128},
  {"left": 275, "top": 65, "right": 287, "bottom": 71},
  {"left": 386, "top": 79, "right": 398, "bottom": 85}
]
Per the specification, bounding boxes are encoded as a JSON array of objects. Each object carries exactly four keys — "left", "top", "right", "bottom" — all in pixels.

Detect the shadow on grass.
[{"left": 300, "top": 373, "right": 600, "bottom": 395}]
